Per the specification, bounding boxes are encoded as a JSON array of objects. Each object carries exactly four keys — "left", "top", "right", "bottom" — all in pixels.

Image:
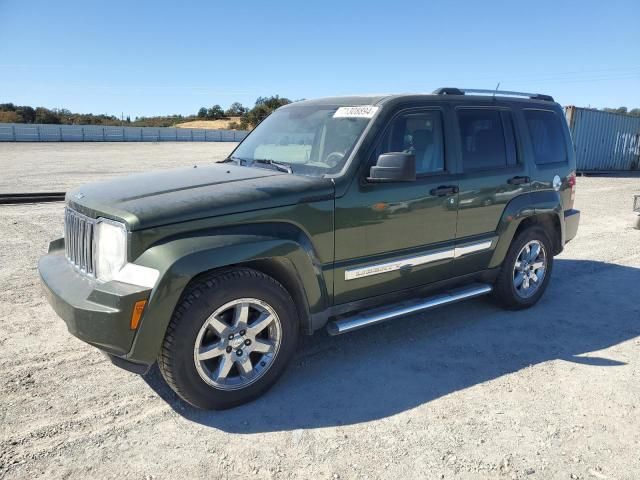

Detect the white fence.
[{"left": 0, "top": 123, "right": 249, "bottom": 142}]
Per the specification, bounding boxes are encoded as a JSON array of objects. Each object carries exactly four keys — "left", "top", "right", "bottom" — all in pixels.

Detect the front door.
[{"left": 334, "top": 107, "right": 459, "bottom": 305}]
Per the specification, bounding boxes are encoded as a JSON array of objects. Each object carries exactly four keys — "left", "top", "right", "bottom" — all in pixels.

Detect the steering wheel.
[{"left": 325, "top": 151, "right": 345, "bottom": 167}]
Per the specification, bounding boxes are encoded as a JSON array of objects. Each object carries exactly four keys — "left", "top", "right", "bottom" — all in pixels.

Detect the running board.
[{"left": 326, "top": 283, "right": 492, "bottom": 335}]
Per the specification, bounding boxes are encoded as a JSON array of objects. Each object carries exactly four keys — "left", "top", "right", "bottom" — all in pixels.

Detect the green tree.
[
  {"left": 16, "top": 106, "right": 36, "bottom": 123},
  {"left": 207, "top": 105, "right": 225, "bottom": 119},
  {"left": 35, "top": 107, "right": 61, "bottom": 124},
  {"left": 197, "top": 107, "right": 208, "bottom": 118},
  {"left": 225, "top": 102, "right": 246, "bottom": 116},
  {"left": 242, "top": 95, "right": 291, "bottom": 128},
  {"left": 603, "top": 107, "right": 628, "bottom": 114}
]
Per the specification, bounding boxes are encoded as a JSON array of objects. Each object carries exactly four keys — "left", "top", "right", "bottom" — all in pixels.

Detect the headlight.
[{"left": 95, "top": 219, "right": 127, "bottom": 282}]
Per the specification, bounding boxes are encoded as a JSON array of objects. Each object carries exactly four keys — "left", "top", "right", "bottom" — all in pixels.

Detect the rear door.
[
  {"left": 453, "top": 104, "right": 531, "bottom": 275},
  {"left": 333, "top": 106, "right": 460, "bottom": 305}
]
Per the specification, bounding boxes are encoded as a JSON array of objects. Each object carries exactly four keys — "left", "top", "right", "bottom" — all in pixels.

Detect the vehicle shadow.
[{"left": 143, "top": 259, "right": 640, "bottom": 433}]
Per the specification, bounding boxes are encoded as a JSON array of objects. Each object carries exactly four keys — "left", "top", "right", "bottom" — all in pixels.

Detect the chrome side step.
[{"left": 326, "top": 283, "right": 492, "bottom": 335}]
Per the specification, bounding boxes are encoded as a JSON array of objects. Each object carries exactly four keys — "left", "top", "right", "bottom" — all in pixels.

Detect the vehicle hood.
[{"left": 67, "top": 163, "right": 335, "bottom": 230}]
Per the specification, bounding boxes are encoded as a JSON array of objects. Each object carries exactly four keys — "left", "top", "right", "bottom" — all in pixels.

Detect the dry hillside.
[{"left": 175, "top": 117, "right": 244, "bottom": 130}]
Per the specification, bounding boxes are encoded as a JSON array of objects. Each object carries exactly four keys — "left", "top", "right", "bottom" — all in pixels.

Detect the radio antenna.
[{"left": 493, "top": 82, "right": 500, "bottom": 99}]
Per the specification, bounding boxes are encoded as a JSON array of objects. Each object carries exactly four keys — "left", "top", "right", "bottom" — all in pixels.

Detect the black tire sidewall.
[{"left": 162, "top": 270, "right": 299, "bottom": 409}]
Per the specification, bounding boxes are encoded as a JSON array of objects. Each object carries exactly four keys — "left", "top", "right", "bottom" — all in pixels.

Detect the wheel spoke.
[
  {"left": 530, "top": 272, "right": 539, "bottom": 283},
  {"left": 236, "top": 357, "right": 253, "bottom": 376},
  {"left": 514, "top": 272, "right": 525, "bottom": 288},
  {"left": 528, "top": 243, "right": 541, "bottom": 261},
  {"left": 252, "top": 339, "right": 275, "bottom": 354},
  {"left": 206, "top": 315, "right": 228, "bottom": 335},
  {"left": 214, "top": 356, "right": 234, "bottom": 380},
  {"left": 232, "top": 303, "right": 250, "bottom": 328},
  {"left": 514, "top": 260, "right": 522, "bottom": 271},
  {"left": 197, "top": 342, "right": 225, "bottom": 361},
  {"left": 522, "top": 276, "right": 530, "bottom": 289},
  {"left": 248, "top": 312, "right": 274, "bottom": 336}
]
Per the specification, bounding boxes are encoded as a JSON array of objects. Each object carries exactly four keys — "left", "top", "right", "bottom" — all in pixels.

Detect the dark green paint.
[{"left": 39, "top": 92, "right": 580, "bottom": 370}]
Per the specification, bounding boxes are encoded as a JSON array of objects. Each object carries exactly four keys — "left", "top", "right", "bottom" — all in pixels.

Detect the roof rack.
[{"left": 432, "top": 87, "right": 553, "bottom": 102}]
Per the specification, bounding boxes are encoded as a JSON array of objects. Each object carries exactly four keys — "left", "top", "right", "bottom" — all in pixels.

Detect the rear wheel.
[
  {"left": 493, "top": 226, "right": 554, "bottom": 310},
  {"left": 158, "top": 268, "right": 298, "bottom": 409}
]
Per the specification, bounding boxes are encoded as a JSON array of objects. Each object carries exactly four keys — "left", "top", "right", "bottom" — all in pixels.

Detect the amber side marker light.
[{"left": 130, "top": 300, "right": 147, "bottom": 330}]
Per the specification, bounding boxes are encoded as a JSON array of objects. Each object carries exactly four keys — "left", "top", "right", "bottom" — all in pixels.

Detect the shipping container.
[{"left": 565, "top": 106, "right": 640, "bottom": 171}]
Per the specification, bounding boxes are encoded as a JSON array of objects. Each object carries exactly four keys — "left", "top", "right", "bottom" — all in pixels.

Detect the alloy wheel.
[
  {"left": 193, "top": 298, "right": 282, "bottom": 390},
  {"left": 512, "top": 240, "right": 547, "bottom": 299}
]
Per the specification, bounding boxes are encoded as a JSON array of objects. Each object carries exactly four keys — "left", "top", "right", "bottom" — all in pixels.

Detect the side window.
[
  {"left": 458, "top": 109, "right": 516, "bottom": 171},
  {"left": 380, "top": 110, "right": 445, "bottom": 174},
  {"left": 524, "top": 110, "right": 568, "bottom": 164}
]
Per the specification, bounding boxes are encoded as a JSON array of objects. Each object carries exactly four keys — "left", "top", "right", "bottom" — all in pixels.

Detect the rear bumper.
[
  {"left": 564, "top": 209, "right": 580, "bottom": 244},
  {"left": 39, "top": 239, "right": 153, "bottom": 371}
]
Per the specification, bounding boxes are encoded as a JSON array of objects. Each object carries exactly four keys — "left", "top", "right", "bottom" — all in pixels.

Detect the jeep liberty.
[{"left": 39, "top": 88, "right": 580, "bottom": 409}]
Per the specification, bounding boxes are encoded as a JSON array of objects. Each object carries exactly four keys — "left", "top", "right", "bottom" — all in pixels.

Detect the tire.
[
  {"left": 492, "top": 226, "right": 554, "bottom": 310},
  {"left": 158, "top": 268, "right": 299, "bottom": 409}
]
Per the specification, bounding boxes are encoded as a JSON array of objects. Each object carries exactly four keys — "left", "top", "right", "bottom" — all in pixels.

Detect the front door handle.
[
  {"left": 508, "top": 175, "right": 530, "bottom": 185},
  {"left": 430, "top": 185, "right": 459, "bottom": 197}
]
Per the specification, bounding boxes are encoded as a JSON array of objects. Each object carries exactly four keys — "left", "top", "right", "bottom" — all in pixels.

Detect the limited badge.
[
  {"left": 552, "top": 175, "right": 562, "bottom": 191},
  {"left": 333, "top": 106, "right": 379, "bottom": 119}
]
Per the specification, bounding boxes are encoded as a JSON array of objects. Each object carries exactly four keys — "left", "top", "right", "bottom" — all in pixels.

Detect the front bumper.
[
  {"left": 564, "top": 209, "right": 580, "bottom": 244},
  {"left": 39, "top": 239, "right": 152, "bottom": 372}
]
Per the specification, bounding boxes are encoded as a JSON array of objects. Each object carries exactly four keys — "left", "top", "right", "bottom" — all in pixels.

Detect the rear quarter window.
[{"left": 523, "top": 110, "right": 568, "bottom": 165}]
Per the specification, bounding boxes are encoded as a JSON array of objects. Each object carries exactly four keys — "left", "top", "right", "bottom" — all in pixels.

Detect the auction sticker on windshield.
[{"left": 333, "top": 106, "right": 379, "bottom": 118}]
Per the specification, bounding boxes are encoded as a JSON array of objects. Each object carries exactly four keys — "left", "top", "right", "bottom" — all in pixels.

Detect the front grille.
[{"left": 64, "top": 208, "right": 96, "bottom": 275}]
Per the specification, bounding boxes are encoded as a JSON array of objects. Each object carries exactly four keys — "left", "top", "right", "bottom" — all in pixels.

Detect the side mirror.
[{"left": 367, "top": 152, "right": 416, "bottom": 183}]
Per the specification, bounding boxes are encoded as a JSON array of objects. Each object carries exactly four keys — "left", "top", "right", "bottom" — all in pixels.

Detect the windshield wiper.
[{"left": 253, "top": 159, "right": 293, "bottom": 174}]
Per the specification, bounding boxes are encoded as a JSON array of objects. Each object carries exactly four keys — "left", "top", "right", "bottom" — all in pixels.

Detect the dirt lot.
[
  {"left": 0, "top": 142, "right": 236, "bottom": 193},
  {"left": 1, "top": 143, "right": 639, "bottom": 480}
]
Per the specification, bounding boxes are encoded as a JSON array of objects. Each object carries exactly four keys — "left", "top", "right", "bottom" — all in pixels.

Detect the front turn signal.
[{"left": 130, "top": 300, "right": 147, "bottom": 330}]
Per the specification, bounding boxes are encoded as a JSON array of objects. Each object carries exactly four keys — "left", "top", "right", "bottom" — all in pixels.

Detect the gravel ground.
[
  {"left": 1, "top": 144, "right": 639, "bottom": 480},
  {"left": 0, "top": 142, "right": 236, "bottom": 193}
]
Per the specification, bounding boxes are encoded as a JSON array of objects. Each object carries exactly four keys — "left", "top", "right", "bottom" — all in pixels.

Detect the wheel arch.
[
  {"left": 126, "top": 225, "right": 329, "bottom": 365},
  {"left": 489, "top": 190, "right": 564, "bottom": 268}
]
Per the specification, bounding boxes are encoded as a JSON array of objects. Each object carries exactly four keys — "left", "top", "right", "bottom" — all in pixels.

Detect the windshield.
[{"left": 230, "top": 105, "right": 374, "bottom": 176}]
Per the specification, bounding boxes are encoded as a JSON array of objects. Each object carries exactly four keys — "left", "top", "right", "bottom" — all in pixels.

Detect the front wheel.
[
  {"left": 158, "top": 268, "right": 299, "bottom": 409},
  {"left": 492, "top": 226, "right": 554, "bottom": 310}
]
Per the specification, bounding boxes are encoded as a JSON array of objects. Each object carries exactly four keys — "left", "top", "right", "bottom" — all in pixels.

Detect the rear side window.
[
  {"left": 524, "top": 110, "right": 568, "bottom": 164},
  {"left": 457, "top": 109, "right": 516, "bottom": 171}
]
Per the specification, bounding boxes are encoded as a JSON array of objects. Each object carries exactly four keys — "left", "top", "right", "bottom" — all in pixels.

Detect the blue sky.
[{"left": 1, "top": 0, "right": 638, "bottom": 117}]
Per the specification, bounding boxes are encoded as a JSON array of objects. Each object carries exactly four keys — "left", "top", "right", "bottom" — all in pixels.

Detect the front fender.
[
  {"left": 126, "top": 232, "right": 328, "bottom": 365},
  {"left": 489, "top": 190, "right": 563, "bottom": 268}
]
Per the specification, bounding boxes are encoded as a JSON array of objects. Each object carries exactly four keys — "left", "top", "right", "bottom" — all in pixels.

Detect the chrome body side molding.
[{"left": 344, "top": 238, "right": 495, "bottom": 281}]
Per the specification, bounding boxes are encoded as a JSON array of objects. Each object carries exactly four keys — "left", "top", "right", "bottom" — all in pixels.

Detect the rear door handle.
[
  {"left": 430, "top": 185, "right": 459, "bottom": 196},
  {"left": 508, "top": 176, "right": 530, "bottom": 185}
]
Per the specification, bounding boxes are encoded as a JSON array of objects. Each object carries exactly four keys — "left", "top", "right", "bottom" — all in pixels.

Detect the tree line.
[
  {"left": 602, "top": 106, "right": 640, "bottom": 116},
  {"left": 3, "top": 97, "right": 635, "bottom": 129},
  {"left": 0, "top": 95, "right": 293, "bottom": 130}
]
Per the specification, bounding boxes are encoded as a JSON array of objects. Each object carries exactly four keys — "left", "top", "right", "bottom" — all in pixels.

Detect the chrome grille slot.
[{"left": 64, "top": 208, "right": 96, "bottom": 275}]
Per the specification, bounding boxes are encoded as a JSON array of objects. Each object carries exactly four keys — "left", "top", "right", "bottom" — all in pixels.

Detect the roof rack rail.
[
  {"left": 432, "top": 87, "right": 465, "bottom": 96},
  {"left": 432, "top": 87, "right": 553, "bottom": 102}
]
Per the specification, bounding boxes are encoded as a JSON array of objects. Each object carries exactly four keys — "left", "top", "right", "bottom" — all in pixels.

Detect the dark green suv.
[{"left": 39, "top": 88, "right": 580, "bottom": 409}]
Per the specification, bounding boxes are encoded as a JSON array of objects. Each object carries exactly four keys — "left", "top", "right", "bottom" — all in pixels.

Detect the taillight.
[{"left": 567, "top": 171, "right": 576, "bottom": 209}]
